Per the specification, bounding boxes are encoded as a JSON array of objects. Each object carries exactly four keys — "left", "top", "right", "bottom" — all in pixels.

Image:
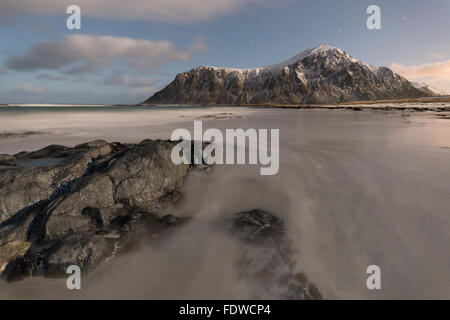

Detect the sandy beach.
[{"left": 0, "top": 106, "right": 449, "bottom": 299}]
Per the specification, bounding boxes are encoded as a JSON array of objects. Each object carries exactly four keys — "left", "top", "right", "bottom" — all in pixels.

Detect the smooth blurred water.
[{"left": 0, "top": 106, "right": 449, "bottom": 299}]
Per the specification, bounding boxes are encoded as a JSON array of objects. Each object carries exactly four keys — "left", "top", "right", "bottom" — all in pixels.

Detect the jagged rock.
[
  {"left": 231, "top": 209, "right": 322, "bottom": 300},
  {"left": 143, "top": 44, "right": 427, "bottom": 105},
  {"left": 0, "top": 240, "right": 31, "bottom": 274},
  {"left": 0, "top": 155, "right": 15, "bottom": 166},
  {"left": 0, "top": 141, "right": 113, "bottom": 223},
  {"left": 232, "top": 209, "right": 286, "bottom": 244},
  {"left": 0, "top": 139, "right": 191, "bottom": 281},
  {"left": 0, "top": 201, "right": 45, "bottom": 247},
  {"left": 43, "top": 139, "right": 189, "bottom": 240},
  {"left": 45, "top": 233, "right": 118, "bottom": 277}
]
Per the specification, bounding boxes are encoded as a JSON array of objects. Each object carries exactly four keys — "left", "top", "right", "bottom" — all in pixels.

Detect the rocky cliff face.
[{"left": 143, "top": 44, "right": 428, "bottom": 105}]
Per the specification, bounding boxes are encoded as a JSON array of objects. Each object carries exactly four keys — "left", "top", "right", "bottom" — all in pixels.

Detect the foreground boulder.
[
  {"left": 0, "top": 140, "right": 113, "bottom": 223},
  {"left": 0, "top": 139, "right": 190, "bottom": 280}
]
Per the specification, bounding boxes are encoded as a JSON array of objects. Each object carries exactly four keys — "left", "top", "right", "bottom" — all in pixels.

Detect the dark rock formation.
[
  {"left": 231, "top": 209, "right": 322, "bottom": 300},
  {"left": 0, "top": 139, "right": 190, "bottom": 280},
  {"left": 143, "top": 44, "right": 427, "bottom": 105},
  {"left": 0, "top": 141, "right": 321, "bottom": 299}
]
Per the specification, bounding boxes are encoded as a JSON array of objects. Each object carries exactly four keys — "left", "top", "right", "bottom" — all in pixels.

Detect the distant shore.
[
  {"left": 2, "top": 96, "right": 450, "bottom": 111},
  {"left": 0, "top": 103, "right": 121, "bottom": 107},
  {"left": 140, "top": 96, "right": 450, "bottom": 112}
]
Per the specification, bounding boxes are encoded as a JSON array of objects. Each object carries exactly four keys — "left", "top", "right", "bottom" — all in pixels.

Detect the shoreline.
[
  {"left": 139, "top": 96, "right": 450, "bottom": 111},
  {"left": 2, "top": 96, "right": 449, "bottom": 110},
  {"left": 139, "top": 104, "right": 450, "bottom": 113}
]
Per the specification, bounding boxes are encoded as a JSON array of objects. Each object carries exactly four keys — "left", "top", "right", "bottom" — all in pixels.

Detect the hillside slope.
[{"left": 143, "top": 44, "right": 428, "bottom": 105}]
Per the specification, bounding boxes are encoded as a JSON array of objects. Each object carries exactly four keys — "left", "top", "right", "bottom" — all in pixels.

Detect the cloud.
[
  {"left": 62, "top": 59, "right": 110, "bottom": 75},
  {"left": 103, "top": 74, "right": 156, "bottom": 88},
  {"left": 128, "top": 86, "right": 158, "bottom": 99},
  {"left": 102, "top": 74, "right": 157, "bottom": 101},
  {"left": 36, "top": 73, "right": 67, "bottom": 81},
  {"left": 390, "top": 60, "right": 450, "bottom": 93},
  {"left": 130, "top": 78, "right": 156, "bottom": 88},
  {"left": 103, "top": 75, "right": 133, "bottom": 86},
  {"left": 14, "top": 82, "right": 45, "bottom": 93},
  {"left": 0, "top": 0, "right": 276, "bottom": 24},
  {"left": 7, "top": 35, "right": 207, "bottom": 74},
  {"left": 428, "top": 52, "right": 446, "bottom": 60}
]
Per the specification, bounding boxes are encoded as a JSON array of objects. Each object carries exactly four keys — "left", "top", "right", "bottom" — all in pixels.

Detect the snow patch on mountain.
[
  {"left": 143, "top": 44, "right": 433, "bottom": 105},
  {"left": 201, "top": 44, "right": 378, "bottom": 75},
  {"left": 412, "top": 82, "right": 448, "bottom": 96}
]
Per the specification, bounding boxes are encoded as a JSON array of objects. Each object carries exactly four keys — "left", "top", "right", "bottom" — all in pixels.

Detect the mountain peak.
[
  {"left": 270, "top": 44, "right": 342, "bottom": 70},
  {"left": 197, "top": 44, "right": 343, "bottom": 73},
  {"left": 143, "top": 45, "right": 430, "bottom": 105},
  {"left": 306, "top": 44, "right": 339, "bottom": 55}
]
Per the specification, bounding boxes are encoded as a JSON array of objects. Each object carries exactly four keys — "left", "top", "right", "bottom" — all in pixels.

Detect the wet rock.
[
  {"left": 231, "top": 209, "right": 286, "bottom": 244},
  {"left": 231, "top": 209, "right": 322, "bottom": 300},
  {"left": 42, "top": 140, "right": 189, "bottom": 240},
  {"left": 347, "top": 107, "right": 362, "bottom": 111},
  {"left": 160, "top": 214, "right": 185, "bottom": 227},
  {"left": 0, "top": 154, "right": 15, "bottom": 166},
  {"left": 0, "top": 139, "right": 191, "bottom": 281},
  {"left": 0, "top": 240, "right": 31, "bottom": 274},
  {"left": 45, "top": 233, "right": 118, "bottom": 277},
  {"left": 75, "top": 140, "right": 109, "bottom": 149},
  {"left": 0, "top": 141, "right": 113, "bottom": 223},
  {"left": 0, "top": 201, "right": 46, "bottom": 246}
]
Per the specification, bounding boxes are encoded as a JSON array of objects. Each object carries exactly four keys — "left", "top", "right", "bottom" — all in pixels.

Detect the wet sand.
[{"left": 0, "top": 106, "right": 449, "bottom": 299}]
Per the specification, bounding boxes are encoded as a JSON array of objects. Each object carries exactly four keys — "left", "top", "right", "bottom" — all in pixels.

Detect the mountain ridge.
[
  {"left": 142, "top": 45, "right": 435, "bottom": 105},
  {"left": 411, "top": 82, "right": 448, "bottom": 97}
]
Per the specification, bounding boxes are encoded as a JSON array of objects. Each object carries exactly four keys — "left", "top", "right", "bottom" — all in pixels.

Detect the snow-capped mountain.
[
  {"left": 411, "top": 82, "right": 448, "bottom": 97},
  {"left": 143, "top": 44, "right": 430, "bottom": 105}
]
